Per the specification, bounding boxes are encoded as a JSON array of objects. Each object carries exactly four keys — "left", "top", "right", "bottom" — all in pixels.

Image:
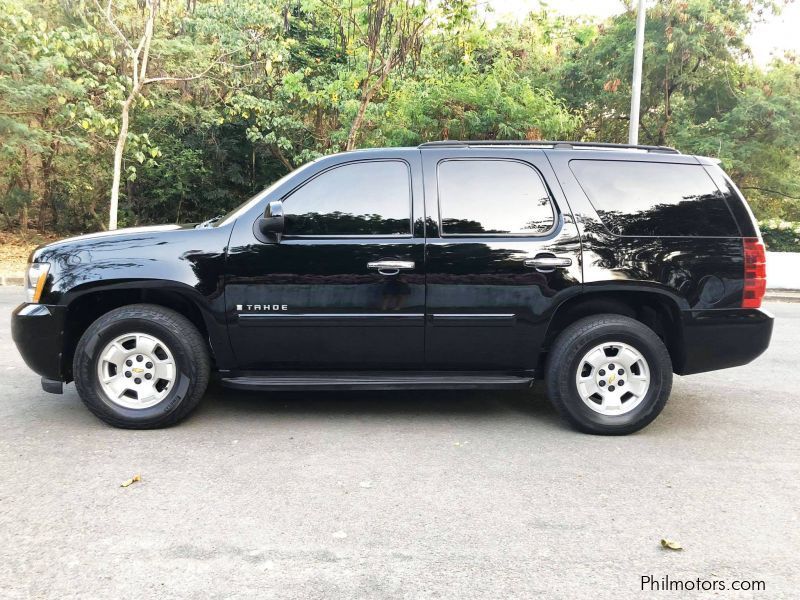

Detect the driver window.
[{"left": 283, "top": 160, "right": 412, "bottom": 236}]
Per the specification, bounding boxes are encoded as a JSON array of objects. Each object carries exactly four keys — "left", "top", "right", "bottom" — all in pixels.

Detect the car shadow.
[
  {"left": 38, "top": 379, "right": 700, "bottom": 435},
  {"left": 191, "top": 380, "right": 704, "bottom": 437},
  {"left": 195, "top": 379, "right": 559, "bottom": 422}
]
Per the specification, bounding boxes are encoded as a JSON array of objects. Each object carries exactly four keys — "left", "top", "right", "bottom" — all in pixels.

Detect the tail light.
[{"left": 742, "top": 238, "right": 766, "bottom": 308}]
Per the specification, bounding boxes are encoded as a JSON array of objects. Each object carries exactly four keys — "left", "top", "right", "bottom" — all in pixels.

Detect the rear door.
[{"left": 421, "top": 148, "right": 582, "bottom": 370}]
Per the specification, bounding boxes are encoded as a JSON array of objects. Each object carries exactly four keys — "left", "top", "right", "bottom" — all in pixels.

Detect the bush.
[{"left": 759, "top": 219, "right": 800, "bottom": 252}]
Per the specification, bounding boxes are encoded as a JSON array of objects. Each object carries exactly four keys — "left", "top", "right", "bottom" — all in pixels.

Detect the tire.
[
  {"left": 73, "top": 304, "right": 210, "bottom": 429},
  {"left": 545, "top": 314, "right": 672, "bottom": 435}
]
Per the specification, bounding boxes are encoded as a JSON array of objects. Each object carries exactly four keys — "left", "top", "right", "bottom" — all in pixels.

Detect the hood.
[{"left": 30, "top": 224, "right": 196, "bottom": 264}]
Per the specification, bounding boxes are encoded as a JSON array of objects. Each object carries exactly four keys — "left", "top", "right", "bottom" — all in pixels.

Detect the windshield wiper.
[{"left": 195, "top": 215, "right": 223, "bottom": 229}]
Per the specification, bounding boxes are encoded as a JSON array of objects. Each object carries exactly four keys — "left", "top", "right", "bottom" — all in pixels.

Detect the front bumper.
[
  {"left": 675, "top": 308, "right": 774, "bottom": 375},
  {"left": 11, "top": 303, "right": 67, "bottom": 383}
]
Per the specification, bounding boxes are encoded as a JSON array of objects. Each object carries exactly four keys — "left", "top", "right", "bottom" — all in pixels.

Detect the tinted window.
[
  {"left": 704, "top": 164, "right": 757, "bottom": 238},
  {"left": 570, "top": 160, "right": 739, "bottom": 236},
  {"left": 284, "top": 161, "right": 411, "bottom": 236},
  {"left": 437, "top": 160, "right": 555, "bottom": 235}
]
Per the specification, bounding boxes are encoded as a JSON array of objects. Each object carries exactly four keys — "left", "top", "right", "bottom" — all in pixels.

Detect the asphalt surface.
[{"left": 0, "top": 286, "right": 797, "bottom": 599}]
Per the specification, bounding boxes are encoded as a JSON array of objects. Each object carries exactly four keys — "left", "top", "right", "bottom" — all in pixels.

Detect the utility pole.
[{"left": 628, "top": 0, "right": 646, "bottom": 145}]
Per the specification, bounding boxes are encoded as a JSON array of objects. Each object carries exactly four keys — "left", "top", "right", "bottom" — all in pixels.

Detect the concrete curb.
[
  {"left": 765, "top": 290, "right": 800, "bottom": 303},
  {"left": 0, "top": 274, "right": 24, "bottom": 286}
]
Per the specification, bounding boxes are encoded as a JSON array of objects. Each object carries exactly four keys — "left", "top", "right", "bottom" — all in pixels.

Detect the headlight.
[{"left": 25, "top": 262, "right": 50, "bottom": 303}]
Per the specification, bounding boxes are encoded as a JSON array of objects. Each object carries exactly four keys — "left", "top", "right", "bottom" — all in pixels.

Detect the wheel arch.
[
  {"left": 60, "top": 280, "right": 228, "bottom": 381},
  {"left": 540, "top": 290, "right": 684, "bottom": 374}
]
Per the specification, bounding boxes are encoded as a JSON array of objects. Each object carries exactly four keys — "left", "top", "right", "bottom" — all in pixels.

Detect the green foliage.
[
  {"left": 760, "top": 219, "right": 800, "bottom": 252},
  {"left": 0, "top": 0, "right": 115, "bottom": 231},
  {"left": 1, "top": 0, "right": 799, "bottom": 248},
  {"left": 674, "top": 61, "right": 800, "bottom": 223},
  {"left": 375, "top": 62, "right": 580, "bottom": 145}
]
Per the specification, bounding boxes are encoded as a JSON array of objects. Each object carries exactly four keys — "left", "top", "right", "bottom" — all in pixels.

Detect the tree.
[
  {"left": 557, "top": 0, "right": 779, "bottom": 145},
  {"left": 674, "top": 60, "right": 800, "bottom": 221},
  {"left": 0, "top": 0, "right": 115, "bottom": 232},
  {"left": 94, "top": 0, "right": 157, "bottom": 230},
  {"left": 92, "top": 0, "right": 243, "bottom": 229},
  {"left": 333, "top": 0, "right": 431, "bottom": 150}
]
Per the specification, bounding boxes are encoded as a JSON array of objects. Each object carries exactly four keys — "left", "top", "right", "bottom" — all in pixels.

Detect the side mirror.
[{"left": 257, "top": 200, "right": 284, "bottom": 242}]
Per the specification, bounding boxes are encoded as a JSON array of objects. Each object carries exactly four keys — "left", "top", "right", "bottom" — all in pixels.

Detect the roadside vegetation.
[{"left": 1, "top": 0, "right": 799, "bottom": 256}]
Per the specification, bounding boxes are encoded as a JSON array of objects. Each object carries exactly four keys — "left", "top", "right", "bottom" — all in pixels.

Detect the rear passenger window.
[
  {"left": 437, "top": 159, "right": 555, "bottom": 235},
  {"left": 569, "top": 160, "right": 739, "bottom": 236}
]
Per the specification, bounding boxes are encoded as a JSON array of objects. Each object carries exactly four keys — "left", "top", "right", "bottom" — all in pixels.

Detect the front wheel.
[
  {"left": 545, "top": 314, "right": 673, "bottom": 435},
  {"left": 73, "top": 304, "right": 210, "bottom": 429}
]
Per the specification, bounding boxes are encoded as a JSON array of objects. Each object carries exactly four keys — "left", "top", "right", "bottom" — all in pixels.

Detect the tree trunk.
[
  {"left": 104, "top": 0, "right": 156, "bottom": 230},
  {"left": 270, "top": 145, "right": 293, "bottom": 171},
  {"left": 42, "top": 140, "right": 60, "bottom": 230},
  {"left": 346, "top": 94, "right": 371, "bottom": 151},
  {"left": 657, "top": 62, "right": 671, "bottom": 146},
  {"left": 109, "top": 95, "right": 133, "bottom": 231},
  {"left": 345, "top": 70, "right": 388, "bottom": 151}
]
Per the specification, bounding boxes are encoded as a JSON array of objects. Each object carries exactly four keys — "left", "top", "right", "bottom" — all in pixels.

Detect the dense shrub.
[{"left": 759, "top": 220, "right": 800, "bottom": 253}]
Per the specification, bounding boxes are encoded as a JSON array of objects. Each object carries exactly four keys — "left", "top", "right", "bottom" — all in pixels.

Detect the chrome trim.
[
  {"left": 431, "top": 313, "right": 515, "bottom": 319},
  {"left": 429, "top": 313, "right": 517, "bottom": 327},
  {"left": 238, "top": 313, "right": 424, "bottom": 318},
  {"left": 524, "top": 256, "right": 572, "bottom": 268},
  {"left": 18, "top": 304, "right": 52, "bottom": 317},
  {"left": 283, "top": 234, "right": 413, "bottom": 240},
  {"left": 367, "top": 260, "right": 415, "bottom": 270}
]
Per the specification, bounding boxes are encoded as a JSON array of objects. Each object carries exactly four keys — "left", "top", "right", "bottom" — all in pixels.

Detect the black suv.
[{"left": 12, "top": 141, "right": 773, "bottom": 434}]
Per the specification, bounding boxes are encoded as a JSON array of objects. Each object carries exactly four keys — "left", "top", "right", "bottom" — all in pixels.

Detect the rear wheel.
[
  {"left": 73, "top": 304, "right": 210, "bottom": 429},
  {"left": 545, "top": 314, "right": 672, "bottom": 435}
]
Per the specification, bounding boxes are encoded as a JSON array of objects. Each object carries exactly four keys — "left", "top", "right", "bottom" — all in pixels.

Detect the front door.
[
  {"left": 421, "top": 148, "right": 582, "bottom": 370},
  {"left": 225, "top": 152, "right": 425, "bottom": 370}
]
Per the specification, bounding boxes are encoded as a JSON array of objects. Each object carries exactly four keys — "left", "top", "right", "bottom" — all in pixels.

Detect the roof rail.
[{"left": 417, "top": 140, "right": 680, "bottom": 154}]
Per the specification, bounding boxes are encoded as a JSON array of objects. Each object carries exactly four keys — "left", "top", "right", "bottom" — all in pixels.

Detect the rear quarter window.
[{"left": 569, "top": 160, "right": 740, "bottom": 237}]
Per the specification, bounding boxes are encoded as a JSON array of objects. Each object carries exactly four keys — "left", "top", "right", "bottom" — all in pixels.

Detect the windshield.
[{"left": 217, "top": 160, "right": 317, "bottom": 227}]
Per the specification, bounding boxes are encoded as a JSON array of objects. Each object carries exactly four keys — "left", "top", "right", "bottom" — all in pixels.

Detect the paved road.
[{"left": 0, "top": 286, "right": 797, "bottom": 599}]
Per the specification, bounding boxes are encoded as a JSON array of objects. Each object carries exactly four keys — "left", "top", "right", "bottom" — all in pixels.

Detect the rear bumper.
[
  {"left": 11, "top": 303, "right": 67, "bottom": 382},
  {"left": 675, "top": 308, "right": 773, "bottom": 375}
]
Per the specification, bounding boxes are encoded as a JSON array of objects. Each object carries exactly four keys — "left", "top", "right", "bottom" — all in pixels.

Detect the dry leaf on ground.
[
  {"left": 120, "top": 474, "right": 141, "bottom": 488},
  {"left": 660, "top": 538, "right": 683, "bottom": 550}
]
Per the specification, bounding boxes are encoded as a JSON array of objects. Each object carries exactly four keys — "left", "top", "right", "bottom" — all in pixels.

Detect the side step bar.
[{"left": 220, "top": 371, "right": 534, "bottom": 392}]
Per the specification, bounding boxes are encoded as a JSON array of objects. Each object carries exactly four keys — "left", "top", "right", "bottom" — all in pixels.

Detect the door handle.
[
  {"left": 367, "top": 260, "right": 415, "bottom": 276},
  {"left": 524, "top": 255, "right": 572, "bottom": 273}
]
